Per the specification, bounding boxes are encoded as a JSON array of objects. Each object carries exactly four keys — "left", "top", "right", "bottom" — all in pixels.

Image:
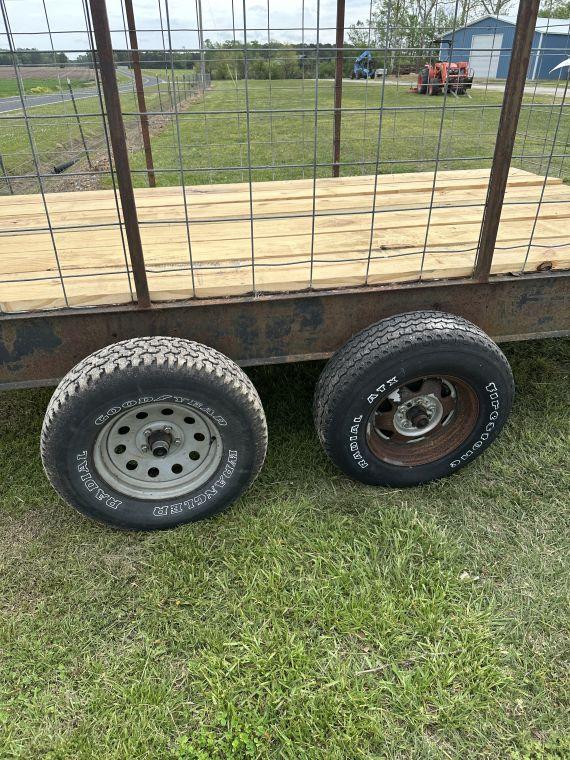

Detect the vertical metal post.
[
  {"left": 123, "top": 0, "right": 156, "bottom": 187},
  {"left": 474, "top": 0, "right": 540, "bottom": 281},
  {"left": 196, "top": 0, "right": 206, "bottom": 88},
  {"left": 66, "top": 78, "right": 93, "bottom": 169},
  {"left": 89, "top": 0, "right": 151, "bottom": 308},
  {"left": 157, "top": 77, "right": 163, "bottom": 111},
  {"left": 0, "top": 152, "right": 13, "bottom": 194},
  {"left": 332, "top": 0, "right": 345, "bottom": 177}
]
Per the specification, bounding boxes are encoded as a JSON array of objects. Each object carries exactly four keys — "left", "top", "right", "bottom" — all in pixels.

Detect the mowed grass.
[
  {"left": 0, "top": 81, "right": 166, "bottom": 183},
  {"left": 1, "top": 76, "right": 569, "bottom": 190},
  {"left": 0, "top": 339, "right": 568, "bottom": 758},
  {"left": 0, "top": 77, "right": 93, "bottom": 98},
  {"left": 125, "top": 78, "right": 570, "bottom": 187}
]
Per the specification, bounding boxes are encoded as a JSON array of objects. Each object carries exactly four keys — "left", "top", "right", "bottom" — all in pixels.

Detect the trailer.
[{"left": 0, "top": 0, "right": 568, "bottom": 530}]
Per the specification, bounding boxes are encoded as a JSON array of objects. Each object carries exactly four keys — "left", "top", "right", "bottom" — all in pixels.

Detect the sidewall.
[
  {"left": 328, "top": 346, "right": 513, "bottom": 486},
  {"left": 45, "top": 371, "right": 259, "bottom": 528}
]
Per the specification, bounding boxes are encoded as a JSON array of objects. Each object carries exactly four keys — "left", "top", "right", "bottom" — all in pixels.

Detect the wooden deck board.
[{"left": 1, "top": 168, "right": 569, "bottom": 312}]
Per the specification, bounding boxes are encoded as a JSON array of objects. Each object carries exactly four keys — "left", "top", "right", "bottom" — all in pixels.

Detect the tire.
[
  {"left": 41, "top": 337, "right": 267, "bottom": 530},
  {"left": 418, "top": 69, "right": 428, "bottom": 95},
  {"left": 313, "top": 311, "right": 514, "bottom": 488}
]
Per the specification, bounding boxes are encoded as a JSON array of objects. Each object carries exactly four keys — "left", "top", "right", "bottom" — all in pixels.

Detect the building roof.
[{"left": 441, "top": 14, "right": 570, "bottom": 38}]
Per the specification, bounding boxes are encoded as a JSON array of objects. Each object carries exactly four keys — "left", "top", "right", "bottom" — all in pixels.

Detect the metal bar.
[
  {"left": 66, "top": 77, "right": 93, "bottom": 169},
  {"left": 332, "top": 0, "right": 345, "bottom": 178},
  {"left": 241, "top": 0, "right": 256, "bottom": 293},
  {"left": 473, "top": 0, "right": 540, "bottom": 281},
  {"left": 2, "top": 273, "right": 568, "bottom": 390},
  {"left": 82, "top": 0, "right": 135, "bottom": 303},
  {"left": 88, "top": 0, "right": 151, "bottom": 309},
  {"left": 0, "top": 153, "right": 13, "bottom": 194},
  {"left": 195, "top": 0, "right": 206, "bottom": 88},
  {"left": 123, "top": 0, "right": 156, "bottom": 187}
]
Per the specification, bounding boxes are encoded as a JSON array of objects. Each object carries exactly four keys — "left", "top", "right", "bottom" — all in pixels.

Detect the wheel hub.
[
  {"left": 392, "top": 393, "right": 443, "bottom": 437},
  {"left": 366, "top": 375, "right": 480, "bottom": 467},
  {"left": 93, "top": 401, "right": 223, "bottom": 500},
  {"left": 147, "top": 428, "right": 173, "bottom": 457}
]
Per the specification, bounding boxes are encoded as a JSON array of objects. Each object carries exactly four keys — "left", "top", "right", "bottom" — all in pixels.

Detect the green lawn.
[
  {"left": 125, "top": 78, "right": 569, "bottom": 187},
  {"left": 0, "top": 77, "right": 93, "bottom": 98},
  {"left": 0, "top": 338, "right": 568, "bottom": 758},
  {"left": 1, "top": 77, "right": 568, "bottom": 191},
  {"left": 0, "top": 81, "right": 167, "bottom": 185}
]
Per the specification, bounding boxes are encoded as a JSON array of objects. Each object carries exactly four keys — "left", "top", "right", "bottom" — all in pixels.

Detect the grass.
[
  {"left": 125, "top": 79, "right": 570, "bottom": 187},
  {"left": 0, "top": 78, "right": 93, "bottom": 98},
  {"left": 1, "top": 77, "right": 569, "bottom": 191},
  {"left": 0, "top": 338, "right": 569, "bottom": 758},
  {"left": 0, "top": 81, "right": 167, "bottom": 184}
]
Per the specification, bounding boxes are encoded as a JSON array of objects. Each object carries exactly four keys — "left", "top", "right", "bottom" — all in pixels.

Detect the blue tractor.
[{"left": 351, "top": 50, "right": 375, "bottom": 79}]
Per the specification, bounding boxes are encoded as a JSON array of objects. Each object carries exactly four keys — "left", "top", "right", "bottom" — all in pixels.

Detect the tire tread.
[
  {"left": 313, "top": 310, "right": 513, "bottom": 457},
  {"left": 41, "top": 337, "right": 267, "bottom": 526}
]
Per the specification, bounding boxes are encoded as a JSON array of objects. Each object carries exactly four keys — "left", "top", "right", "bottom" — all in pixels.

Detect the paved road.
[{"left": 0, "top": 68, "right": 161, "bottom": 114}]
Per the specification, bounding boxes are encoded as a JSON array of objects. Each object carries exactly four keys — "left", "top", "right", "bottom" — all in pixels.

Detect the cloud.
[{"left": 1, "top": 0, "right": 377, "bottom": 53}]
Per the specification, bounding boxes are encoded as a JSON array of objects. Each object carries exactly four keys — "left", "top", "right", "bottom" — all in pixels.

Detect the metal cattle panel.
[{"left": 0, "top": 273, "right": 568, "bottom": 391}]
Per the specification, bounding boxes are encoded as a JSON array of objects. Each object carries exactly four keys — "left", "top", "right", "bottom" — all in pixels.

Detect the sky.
[{"left": 0, "top": 0, "right": 379, "bottom": 54}]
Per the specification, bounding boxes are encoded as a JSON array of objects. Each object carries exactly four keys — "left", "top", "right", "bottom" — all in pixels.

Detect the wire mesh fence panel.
[{"left": 0, "top": 0, "right": 568, "bottom": 314}]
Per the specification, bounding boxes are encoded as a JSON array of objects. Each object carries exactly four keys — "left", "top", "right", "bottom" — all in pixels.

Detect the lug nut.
[
  {"left": 141, "top": 444, "right": 149, "bottom": 453},
  {"left": 164, "top": 426, "right": 171, "bottom": 434},
  {"left": 174, "top": 438, "right": 181, "bottom": 445},
  {"left": 144, "top": 429, "right": 152, "bottom": 436}
]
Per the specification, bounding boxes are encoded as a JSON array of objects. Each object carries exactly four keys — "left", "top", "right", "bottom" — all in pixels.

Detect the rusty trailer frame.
[{"left": 0, "top": 0, "right": 569, "bottom": 392}]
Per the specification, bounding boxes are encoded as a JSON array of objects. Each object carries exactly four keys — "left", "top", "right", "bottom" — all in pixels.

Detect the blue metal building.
[{"left": 439, "top": 15, "right": 570, "bottom": 80}]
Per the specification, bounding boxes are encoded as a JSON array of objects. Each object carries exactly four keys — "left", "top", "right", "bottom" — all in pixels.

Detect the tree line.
[{"left": 2, "top": 2, "right": 568, "bottom": 81}]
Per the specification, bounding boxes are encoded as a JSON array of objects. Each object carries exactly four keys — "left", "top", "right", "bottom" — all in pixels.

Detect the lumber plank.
[
  {"left": 2, "top": 198, "right": 569, "bottom": 277},
  {"left": 2, "top": 244, "right": 568, "bottom": 313},
  {"left": 1, "top": 168, "right": 568, "bottom": 313}
]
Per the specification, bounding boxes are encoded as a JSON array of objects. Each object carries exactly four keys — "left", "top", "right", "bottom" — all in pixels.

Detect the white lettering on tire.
[
  {"left": 152, "top": 449, "right": 238, "bottom": 517},
  {"left": 450, "top": 382, "right": 500, "bottom": 468},
  {"left": 94, "top": 395, "right": 227, "bottom": 427},
  {"left": 346, "top": 374, "right": 400, "bottom": 468},
  {"left": 76, "top": 451, "right": 122, "bottom": 509}
]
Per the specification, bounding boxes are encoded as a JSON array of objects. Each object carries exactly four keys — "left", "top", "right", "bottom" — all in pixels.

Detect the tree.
[
  {"left": 477, "top": 0, "right": 515, "bottom": 14},
  {"left": 539, "top": 1, "right": 570, "bottom": 17},
  {"left": 347, "top": 0, "right": 458, "bottom": 72}
]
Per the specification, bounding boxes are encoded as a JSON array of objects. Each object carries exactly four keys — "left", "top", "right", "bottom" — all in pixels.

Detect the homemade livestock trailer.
[{"left": 0, "top": 0, "right": 568, "bottom": 529}]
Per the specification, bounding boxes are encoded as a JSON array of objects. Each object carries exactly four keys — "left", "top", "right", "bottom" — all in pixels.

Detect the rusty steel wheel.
[
  {"left": 367, "top": 375, "right": 479, "bottom": 467},
  {"left": 314, "top": 311, "right": 515, "bottom": 488}
]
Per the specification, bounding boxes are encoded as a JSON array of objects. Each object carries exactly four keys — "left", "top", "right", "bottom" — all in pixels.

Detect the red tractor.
[
  {"left": 414, "top": 59, "right": 474, "bottom": 96},
  {"left": 412, "top": 56, "right": 473, "bottom": 96}
]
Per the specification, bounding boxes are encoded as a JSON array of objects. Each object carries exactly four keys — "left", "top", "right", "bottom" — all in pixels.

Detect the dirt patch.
[
  {"left": 0, "top": 65, "right": 95, "bottom": 80},
  {"left": 45, "top": 92, "right": 204, "bottom": 193}
]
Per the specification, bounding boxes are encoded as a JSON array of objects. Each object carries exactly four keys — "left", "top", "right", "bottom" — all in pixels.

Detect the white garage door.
[{"left": 470, "top": 33, "right": 503, "bottom": 79}]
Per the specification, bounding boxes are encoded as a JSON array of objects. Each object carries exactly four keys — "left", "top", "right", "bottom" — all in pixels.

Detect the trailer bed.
[{"left": 1, "top": 167, "right": 569, "bottom": 313}]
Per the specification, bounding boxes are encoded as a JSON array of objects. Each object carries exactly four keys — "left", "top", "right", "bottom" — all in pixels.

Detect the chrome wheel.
[{"left": 93, "top": 402, "right": 223, "bottom": 499}]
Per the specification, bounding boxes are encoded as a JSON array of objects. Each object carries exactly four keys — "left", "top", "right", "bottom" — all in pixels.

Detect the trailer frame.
[{"left": 0, "top": 0, "right": 568, "bottom": 392}]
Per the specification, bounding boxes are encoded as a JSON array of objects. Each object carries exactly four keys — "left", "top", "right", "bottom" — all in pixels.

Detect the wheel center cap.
[{"left": 148, "top": 429, "right": 172, "bottom": 457}]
